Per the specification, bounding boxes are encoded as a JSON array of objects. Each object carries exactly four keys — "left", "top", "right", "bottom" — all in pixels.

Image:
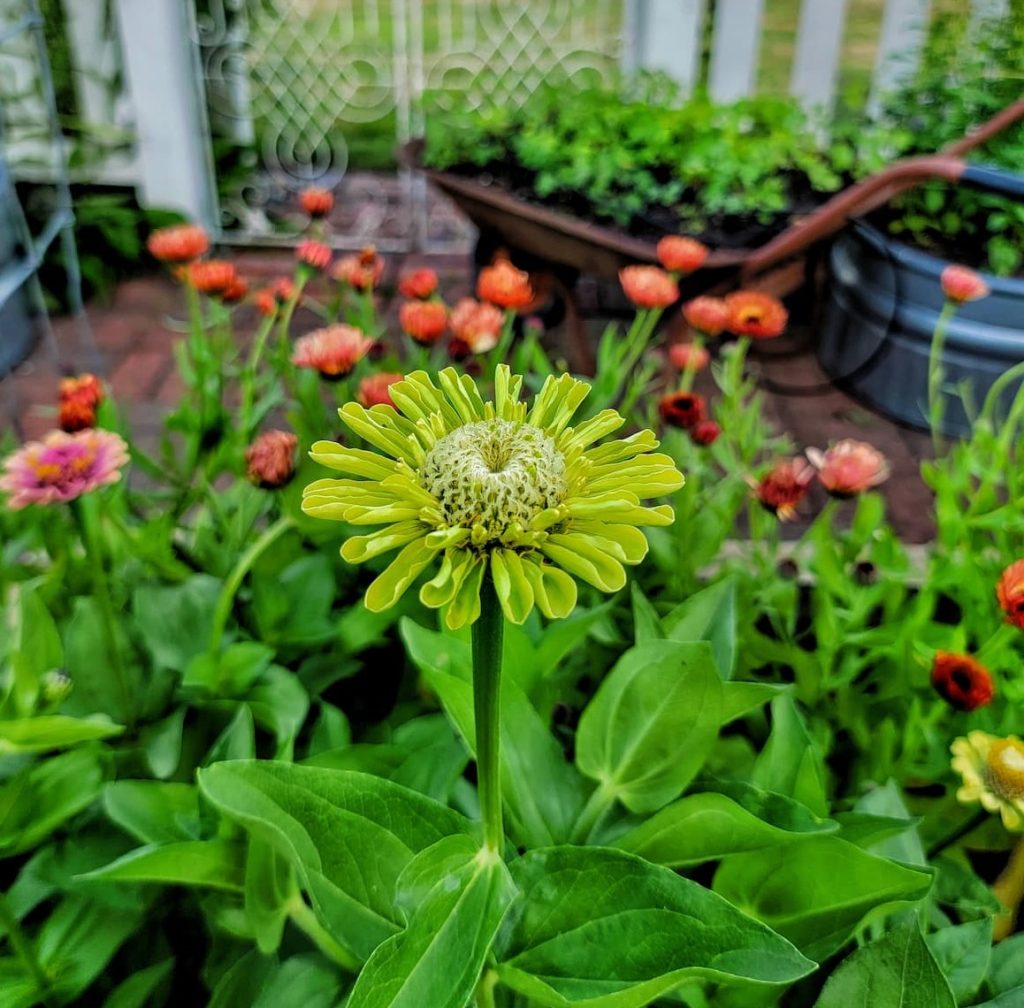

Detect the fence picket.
[
  {"left": 869, "top": 0, "right": 931, "bottom": 114},
  {"left": 708, "top": 0, "right": 765, "bottom": 102},
  {"left": 790, "top": 0, "right": 850, "bottom": 114},
  {"left": 629, "top": 0, "right": 706, "bottom": 91}
]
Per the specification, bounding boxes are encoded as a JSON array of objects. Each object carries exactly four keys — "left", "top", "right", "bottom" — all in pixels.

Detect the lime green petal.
[
  {"left": 540, "top": 540, "right": 627, "bottom": 593},
  {"left": 564, "top": 496, "right": 675, "bottom": 526},
  {"left": 566, "top": 521, "right": 649, "bottom": 564},
  {"left": 493, "top": 365, "right": 524, "bottom": 421},
  {"left": 445, "top": 556, "right": 486, "bottom": 629},
  {"left": 341, "top": 521, "right": 425, "bottom": 563},
  {"left": 425, "top": 527, "right": 471, "bottom": 550},
  {"left": 588, "top": 463, "right": 684, "bottom": 496},
  {"left": 339, "top": 403, "right": 423, "bottom": 465},
  {"left": 522, "top": 557, "right": 577, "bottom": 619},
  {"left": 584, "top": 430, "right": 660, "bottom": 465},
  {"left": 390, "top": 373, "right": 461, "bottom": 429},
  {"left": 300, "top": 499, "right": 351, "bottom": 521},
  {"left": 437, "top": 369, "right": 486, "bottom": 425},
  {"left": 528, "top": 373, "right": 590, "bottom": 432},
  {"left": 364, "top": 538, "right": 440, "bottom": 612},
  {"left": 379, "top": 473, "right": 438, "bottom": 510},
  {"left": 344, "top": 503, "right": 427, "bottom": 525},
  {"left": 420, "top": 549, "right": 476, "bottom": 608},
  {"left": 491, "top": 549, "right": 535, "bottom": 624},
  {"left": 309, "top": 442, "right": 397, "bottom": 479},
  {"left": 557, "top": 409, "right": 626, "bottom": 453}
]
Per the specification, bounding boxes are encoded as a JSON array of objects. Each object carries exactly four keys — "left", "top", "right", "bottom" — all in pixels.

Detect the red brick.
[{"left": 109, "top": 350, "right": 168, "bottom": 401}]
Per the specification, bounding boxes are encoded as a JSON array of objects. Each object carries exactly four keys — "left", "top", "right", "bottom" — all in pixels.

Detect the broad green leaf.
[
  {"left": 575, "top": 641, "right": 722, "bottom": 814},
  {"left": 8, "top": 584, "right": 63, "bottom": 714},
  {"left": 720, "top": 682, "right": 789, "bottom": 725},
  {"left": 0, "top": 715, "right": 122, "bottom": 754},
  {"left": 307, "top": 702, "right": 351, "bottom": 758},
  {"left": 403, "top": 618, "right": 587, "bottom": 847},
  {"left": 81, "top": 840, "right": 245, "bottom": 891},
  {"left": 751, "top": 696, "right": 828, "bottom": 817},
  {"left": 630, "top": 582, "right": 664, "bottom": 644},
  {"left": 251, "top": 554, "right": 336, "bottom": 646},
  {"left": 535, "top": 600, "right": 615, "bottom": 682},
  {"left": 139, "top": 706, "right": 185, "bottom": 779},
  {"left": 103, "top": 781, "right": 199, "bottom": 844},
  {"left": 813, "top": 919, "right": 955, "bottom": 1008},
  {"left": 252, "top": 954, "right": 344, "bottom": 1008},
  {"left": 926, "top": 918, "right": 991, "bottom": 1003},
  {"left": 835, "top": 812, "right": 922, "bottom": 849},
  {"left": 349, "top": 836, "right": 516, "bottom": 1008},
  {"left": 204, "top": 704, "right": 256, "bottom": 764},
  {"left": 244, "top": 665, "right": 310, "bottom": 758},
  {"left": 986, "top": 932, "right": 1024, "bottom": 995},
  {"left": 102, "top": 958, "right": 173, "bottom": 1008},
  {"left": 184, "top": 642, "right": 275, "bottom": 696},
  {"left": 713, "top": 836, "right": 933, "bottom": 961},
  {"left": 63, "top": 597, "right": 137, "bottom": 723},
  {"left": 933, "top": 856, "right": 1002, "bottom": 919},
  {"left": 662, "top": 578, "right": 737, "bottom": 679},
  {"left": 497, "top": 846, "right": 814, "bottom": 1008},
  {"left": 245, "top": 837, "right": 296, "bottom": 953},
  {"left": 133, "top": 575, "right": 221, "bottom": 672},
  {"left": 0, "top": 748, "right": 104, "bottom": 856},
  {"left": 208, "top": 949, "right": 276, "bottom": 1008},
  {"left": 976, "top": 988, "right": 1024, "bottom": 1007},
  {"left": 613, "top": 781, "right": 835, "bottom": 866},
  {"left": 198, "top": 761, "right": 476, "bottom": 963},
  {"left": 855, "top": 781, "right": 925, "bottom": 866}
]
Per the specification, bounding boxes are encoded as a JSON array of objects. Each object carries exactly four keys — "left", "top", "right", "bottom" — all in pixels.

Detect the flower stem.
[
  {"left": 0, "top": 890, "right": 54, "bottom": 1008},
  {"left": 474, "top": 969, "right": 499, "bottom": 1008},
  {"left": 927, "top": 806, "right": 989, "bottom": 859},
  {"left": 73, "top": 497, "right": 134, "bottom": 727},
  {"left": 928, "top": 301, "right": 957, "bottom": 454},
  {"left": 208, "top": 516, "right": 294, "bottom": 656},
  {"left": 288, "top": 897, "right": 360, "bottom": 972},
  {"left": 472, "top": 574, "right": 505, "bottom": 855},
  {"left": 678, "top": 333, "right": 705, "bottom": 393}
]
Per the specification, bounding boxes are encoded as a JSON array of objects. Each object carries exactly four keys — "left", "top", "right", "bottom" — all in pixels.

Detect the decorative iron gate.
[{"left": 191, "top": 0, "right": 626, "bottom": 250}]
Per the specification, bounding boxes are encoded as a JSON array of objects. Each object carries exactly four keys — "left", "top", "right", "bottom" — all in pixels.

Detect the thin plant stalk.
[
  {"left": 928, "top": 301, "right": 957, "bottom": 454},
  {"left": 678, "top": 333, "right": 706, "bottom": 393},
  {"left": 472, "top": 574, "right": 505, "bottom": 855}
]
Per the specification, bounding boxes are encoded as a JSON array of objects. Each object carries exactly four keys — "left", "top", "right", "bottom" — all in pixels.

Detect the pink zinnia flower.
[
  {"left": 450, "top": 297, "right": 504, "bottom": 353},
  {"left": 358, "top": 372, "right": 404, "bottom": 408},
  {"left": 941, "top": 265, "right": 989, "bottom": 304},
  {"left": 292, "top": 324, "right": 373, "bottom": 379},
  {"left": 807, "top": 439, "right": 889, "bottom": 497},
  {"left": 398, "top": 268, "right": 439, "bottom": 300},
  {"left": 1, "top": 429, "right": 129, "bottom": 509},
  {"left": 668, "top": 342, "right": 710, "bottom": 372},
  {"left": 620, "top": 266, "right": 679, "bottom": 309},
  {"left": 296, "top": 240, "right": 332, "bottom": 273},
  {"left": 331, "top": 247, "right": 384, "bottom": 291}
]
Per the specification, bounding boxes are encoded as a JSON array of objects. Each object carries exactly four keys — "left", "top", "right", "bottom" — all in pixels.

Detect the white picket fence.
[{"left": 0, "top": 0, "right": 1012, "bottom": 245}]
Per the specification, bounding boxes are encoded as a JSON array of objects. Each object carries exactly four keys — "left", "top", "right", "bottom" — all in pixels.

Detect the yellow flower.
[
  {"left": 951, "top": 731, "right": 1024, "bottom": 831},
  {"left": 302, "top": 365, "right": 683, "bottom": 629}
]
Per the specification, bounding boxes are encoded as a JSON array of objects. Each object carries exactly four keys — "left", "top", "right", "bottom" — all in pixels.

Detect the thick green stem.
[
  {"left": 0, "top": 891, "right": 54, "bottom": 1008},
  {"left": 472, "top": 575, "right": 505, "bottom": 855},
  {"left": 927, "top": 807, "right": 989, "bottom": 859},
  {"left": 209, "top": 516, "right": 295, "bottom": 655},
  {"left": 288, "top": 897, "right": 360, "bottom": 973},
  {"left": 73, "top": 497, "right": 134, "bottom": 727},
  {"left": 475, "top": 968, "right": 499, "bottom": 1008},
  {"left": 928, "top": 301, "right": 957, "bottom": 454}
]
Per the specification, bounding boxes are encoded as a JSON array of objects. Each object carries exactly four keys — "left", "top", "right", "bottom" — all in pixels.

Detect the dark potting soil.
[{"left": 442, "top": 158, "right": 827, "bottom": 250}]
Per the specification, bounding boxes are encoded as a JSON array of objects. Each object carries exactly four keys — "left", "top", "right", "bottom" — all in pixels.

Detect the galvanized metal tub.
[{"left": 818, "top": 220, "right": 1024, "bottom": 436}]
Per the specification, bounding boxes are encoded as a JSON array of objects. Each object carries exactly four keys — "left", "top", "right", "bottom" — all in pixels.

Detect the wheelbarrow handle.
[{"left": 960, "top": 164, "right": 1024, "bottom": 200}]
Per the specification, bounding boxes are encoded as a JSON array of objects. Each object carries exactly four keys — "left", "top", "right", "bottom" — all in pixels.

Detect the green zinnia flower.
[{"left": 302, "top": 365, "right": 683, "bottom": 628}]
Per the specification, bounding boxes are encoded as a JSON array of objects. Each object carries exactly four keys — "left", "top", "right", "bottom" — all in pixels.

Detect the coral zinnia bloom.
[
  {"left": 752, "top": 459, "right": 815, "bottom": 521},
  {"left": 658, "top": 391, "right": 706, "bottom": 430},
  {"left": 246, "top": 430, "right": 298, "bottom": 489},
  {"left": 398, "top": 268, "right": 439, "bottom": 300},
  {"left": 932, "top": 652, "right": 994, "bottom": 712},
  {"left": 255, "top": 277, "right": 296, "bottom": 316},
  {"left": 619, "top": 266, "right": 679, "bottom": 310},
  {"left": 807, "top": 439, "right": 889, "bottom": 497},
  {"left": 58, "top": 397, "right": 96, "bottom": 433},
  {"left": 657, "top": 236, "right": 708, "bottom": 274},
  {"left": 477, "top": 259, "right": 534, "bottom": 310},
  {"left": 59, "top": 373, "right": 103, "bottom": 409},
  {"left": 1, "top": 429, "right": 129, "bottom": 508},
  {"left": 358, "top": 372, "right": 404, "bottom": 408},
  {"left": 997, "top": 559, "right": 1024, "bottom": 629},
  {"left": 683, "top": 296, "right": 730, "bottom": 337},
  {"left": 332, "top": 247, "right": 384, "bottom": 290},
  {"left": 292, "top": 325, "right": 373, "bottom": 378},
  {"left": 725, "top": 291, "right": 788, "bottom": 340},
  {"left": 296, "top": 239, "right": 332, "bottom": 273},
  {"left": 221, "top": 275, "right": 249, "bottom": 304},
  {"left": 303, "top": 366, "right": 684, "bottom": 628},
  {"left": 147, "top": 223, "right": 209, "bottom": 263},
  {"left": 690, "top": 419, "right": 721, "bottom": 446},
  {"left": 941, "top": 264, "right": 989, "bottom": 304},
  {"left": 952, "top": 732, "right": 1024, "bottom": 831},
  {"left": 299, "top": 186, "right": 334, "bottom": 219},
  {"left": 450, "top": 298, "right": 504, "bottom": 353},
  {"left": 188, "top": 259, "right": 238, "bottom": 297},
  {"left": 400, "top": 300, "right": 448, "bottom": 345},
  {"left": 668, "top": 342, "right": 710, "bottom": 372}
]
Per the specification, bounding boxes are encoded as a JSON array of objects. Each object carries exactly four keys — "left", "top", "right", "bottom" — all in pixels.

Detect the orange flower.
[
  {"left": 668, "top": 342, "right": 710, "bottom": 372},
  {"left": 59, "top": 374, "right": 103, "bottom": 409},
  {"left": 477, "top": 259, "right": 534, "bottom": 310},
  {"left": 254, "top": 278, "right": 296, "bottom": 316},
  {"left": 357, "top": 372, "right": 403, "bottom": 408},
  {"left": 620, "top": 265, "right": 679, "bottom": 310},
  {"left": 299, "top": 186, "right": 334, "bottom": 219},
  {"left": 221, "top": 275, "right": 249, "bottom": 304},
  {"left": 245, "top": 430, "right": 298, "bottom": 489},
  {"left": 400, "top": 300, "right": 448, "bottom": 345},
  {"left": 751, "top": 459, "right": 815, "bottom": 521},
  {"left": 807, "top": 440, "right": 889, "bottom": 497},
  {"left": 683, "top": 296, "right": 730, "bottom": 337},
  {"left": 690, "top": 419, "right": 721, "bottom": 446},
  {"left": 931, "top": 652, "right": 994, "bottom": 712},
  {"left": 58, "top": 397, "right": 96, "bottom": 433},
  {"left": 147, "top": 223, "right": 209, "bottom": 263},
  {"left": 292, "top": 324, "right": 373, "bottom": 379},
  {"left": 941, "top": 264, "right": 989, "bottom": 304},
  {"left": 658, "top": 391, "right": 706, "bottom": 429},
  {"left": 296, "top": 239, "right": 332, "bottom": 273},
  {"left": 725, "top": 291, "right": 788, "bottom": 340},
  {"left": 997, "top": 559, "right": 1024, "bottom": 630},
  {"left": 188, "top": 259, "right": 238, "bottom": 298},
  {"left": 449, "top": 297, "right": 504, "bottom": 353},
  {"left": 657, "top": 236, "right": 708, "bottom": 274},
  {"left": 398, "top": 268, "right": 439, "bottom": 300},
  {"left": 331, "top": 246, "right": 384, "bottom": 290}
]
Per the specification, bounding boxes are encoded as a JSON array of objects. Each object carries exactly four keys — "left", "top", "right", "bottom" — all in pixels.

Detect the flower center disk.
[
  {"left": 419, "top": 418, "right": 567, "bottom": 544},
  {"left": 986, "top": 739, "right": 1024, "bottom": 800}
]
